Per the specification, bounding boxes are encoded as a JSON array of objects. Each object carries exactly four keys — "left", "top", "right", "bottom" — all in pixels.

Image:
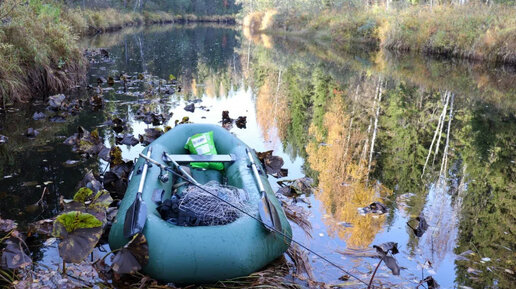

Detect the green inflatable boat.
[{"left": 108, "top": 124, "right": 292, "bottom": 284}]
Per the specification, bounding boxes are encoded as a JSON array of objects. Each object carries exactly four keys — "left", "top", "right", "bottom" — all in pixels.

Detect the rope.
[{"left": 154, "top": 162, "right": 371, "bottom": 287}]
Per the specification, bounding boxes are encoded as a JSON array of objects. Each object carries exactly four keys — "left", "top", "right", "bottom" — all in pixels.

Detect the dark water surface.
[{"left": 0, "top": 24, "right": 515, "bottom": 288}]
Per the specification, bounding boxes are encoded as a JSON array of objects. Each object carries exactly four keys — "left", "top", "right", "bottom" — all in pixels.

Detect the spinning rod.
[{"left": 139, "top": 152, "right": 371, "bottom": 288}]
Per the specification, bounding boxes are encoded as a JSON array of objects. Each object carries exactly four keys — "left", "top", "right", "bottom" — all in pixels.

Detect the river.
[{"left": 0, "top": 24, "right": 514, "bottom": 288}]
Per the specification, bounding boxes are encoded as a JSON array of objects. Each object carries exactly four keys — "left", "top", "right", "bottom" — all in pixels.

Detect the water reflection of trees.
[{"left": 246, "top": 37, "right": 516, "bottom": 287}]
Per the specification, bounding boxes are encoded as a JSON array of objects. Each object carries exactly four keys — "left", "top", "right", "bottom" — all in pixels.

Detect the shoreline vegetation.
[
  {"left": 242, "top": 2, "right": 516, "bottom": 66},
  {"left": 0, "top": 0, "right": 236, "bottom": 104}
]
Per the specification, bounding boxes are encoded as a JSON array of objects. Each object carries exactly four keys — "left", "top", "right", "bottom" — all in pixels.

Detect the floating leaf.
[
  {"left": 423, "top": 276, "right": 440, "bottom": 289},
  {"left": 0, "top": 218, "right": 17, "bottom": 232},
  {"left": 184, "top": 103, "right": 195, "bottom": 112},
  {"left": 235, "top": 116, "right": 247, "bottom": 129},
  {"left": 1, "top": 236, "right": 31, "bottom": 269},
  {"left": 89, "top": 190, "right": 113, "bottom": 211},
  {"left": 277, "top": 177, "right": 314, "bottom": 197},
  {"left": 408, "top": 214, "right": 429, "bottom": 237},
  {"left": 383, "top": 255, "right": 400, "bottom": 275},
  {"left": 112, "top": 233, "right": 149, "bottom": 274},
  {"left": 169, "top": 74, "right": 176, "bottom": 81},
  {"left": 373, "top": 242, "right": 399, "bottom": 255},
  {"left": 53, "top": 211, "right": 102, "bottom": 263},
  {"left": 116, "top": 134, "right": 139, "bottom": 146},
  {"left": 78, "top": 171, "right": 103, "bottom": 193},
  {"left": 27, "top": 219, "right": 53, "bottom": 236},
  {"left": 358, "top": 201, "right": 388, "bottom": 215},
  {"left": 139, "top": 128, "right": 164, "bottom": 145},
  {"left": 257, "top": 150, "right": 285, "bottom": 176},
  {"left": 373, "top": 242, "right": 400, "bottom": 276}
]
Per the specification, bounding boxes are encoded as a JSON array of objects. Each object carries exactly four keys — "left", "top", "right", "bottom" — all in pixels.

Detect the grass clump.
[{"left": 0, "top": 0, "right": 85, "bottom": 104}]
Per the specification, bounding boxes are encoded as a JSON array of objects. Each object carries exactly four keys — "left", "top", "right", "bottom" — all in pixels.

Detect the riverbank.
[
  {"left": 0, "top": 0, "right": 236, "bottom": 104},
  {"left": 243, "top": 4, "right": 516, "bottom": 65},
  {"left": 79, "top": 9, "right": 236, "bottom": 34}
]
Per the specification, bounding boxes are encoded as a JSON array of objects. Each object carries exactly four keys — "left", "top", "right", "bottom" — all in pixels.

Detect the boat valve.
[{"left": 159, "top": 167, "right": 169, "bottom": 183}]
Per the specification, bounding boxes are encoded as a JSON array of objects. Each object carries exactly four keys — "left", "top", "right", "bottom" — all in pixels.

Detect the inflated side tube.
[{"left": 108, "top": 124, "right": 292, "bottom": 284}]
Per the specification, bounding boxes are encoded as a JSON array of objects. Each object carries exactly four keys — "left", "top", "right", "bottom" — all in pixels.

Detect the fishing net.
[{"left": 159, "top": 181, "right": 255, "bottom": 227}]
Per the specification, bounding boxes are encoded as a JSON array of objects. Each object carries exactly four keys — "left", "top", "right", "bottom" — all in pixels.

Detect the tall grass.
[
  {"left": 0, "top": 0, "right": 85, "bottom": 104},
  {"left": 246, "top": 4, "right": 516, "bottom": 64}
]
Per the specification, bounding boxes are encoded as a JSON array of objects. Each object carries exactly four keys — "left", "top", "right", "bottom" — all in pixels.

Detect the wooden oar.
[
  {"left": 123, "top": 147, "right": 152, "bottom": 238},
  {"left": 246, "top": 148, "right": 282, "bottom": 233}
]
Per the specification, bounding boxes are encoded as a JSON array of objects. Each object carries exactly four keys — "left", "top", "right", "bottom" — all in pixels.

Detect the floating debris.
[
  {"left": 63, "top": 160, "right": 80, "bottom": 167},
  {"left": 0, "top": 135, "right": 7, "bottom": 144},
  {"left": 139, "top": 128, "right": 164, "bottom": 145},
  {"left": 235, "top": 116, "right": 247, "bottom": 129},
  {"left": 358, "top": 201, "right": 388, "bottom": 215},
  {"left": 277, "top": 177, "right": 314, "bottom": 198},
  {"left": 184, "top": 103, "right": 195, "bottom": 112},
  {"left": 32, "top": 111, "right": 46, "bottom": 120},
  {"left": 256, "top": 150, "right": 286, "bottom": 177},
  {"left": 116, "top": 133, "right": 139, "bottom": 146},
  {"left": 26, "top": 127, "right": 39, "bottom": 138},
  {"left": 407, "top": 213, "right": 429, "bottom": 237},
  {"left": 373, "top": 242, "right": 400, "bottom": 276}
]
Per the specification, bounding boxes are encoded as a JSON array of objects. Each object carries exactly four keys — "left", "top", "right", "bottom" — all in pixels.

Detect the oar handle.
[
  {"left": 138, "top": 147, "right": 153, "bottom": 194},
  {"left": 246, "top": 148, "right": 266, "bottom": 195}
]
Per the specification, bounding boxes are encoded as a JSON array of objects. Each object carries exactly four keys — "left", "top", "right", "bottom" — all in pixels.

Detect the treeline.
[
  {"left": 68, "top": 0, "right": 241, "bottom": 16},
  {"left": 245, "top": 41, "right": 516, "bottom": 289}
]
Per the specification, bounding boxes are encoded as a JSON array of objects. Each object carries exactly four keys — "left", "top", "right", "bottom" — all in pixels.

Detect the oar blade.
[
  {"left": 123, "top": 193, "right": 147, "bottom": 239},
  {"left": 258, "top": 197, "right": 275, "bottom": 232}
]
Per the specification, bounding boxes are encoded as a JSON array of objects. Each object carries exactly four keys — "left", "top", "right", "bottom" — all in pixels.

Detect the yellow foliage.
[
  {"left": 260, "top": 9, "right": 278, "bottom": 31},
  {"left": 256, "top": 71, "right": 289, "bottom": 143},
  {"left": 306, "top": 96, "right": 391, "bottom": 248}
]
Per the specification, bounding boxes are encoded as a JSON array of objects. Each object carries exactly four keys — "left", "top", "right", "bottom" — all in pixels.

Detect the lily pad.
[
  {"left": 407, "top": 214, "right": 429, "bottom": 237},
  {"left": 112, "top": 233, "right": 149, "bottom": 274},
  {"left": 373, "top": 242, "right": 400, "bottom": 276},
  {"left": 0, "top": 217, "right": 17, "bottom": 232},
  {"left": 257, "top": 150, "right": 285, "bottom": 176},
  {"left": 53, "top": 211, "right": 103, "bottom": 263},
  {"left": 1, "top": 236, "right": 32, "bottom": 269}
]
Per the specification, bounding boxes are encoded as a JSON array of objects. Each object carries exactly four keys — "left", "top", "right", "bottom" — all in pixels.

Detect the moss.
[
  {"left": 53, "top": 211, "right": 102, "bottom": 237},
  {"left": 73, "top": 187, "right": 93, "bottom": 203}
]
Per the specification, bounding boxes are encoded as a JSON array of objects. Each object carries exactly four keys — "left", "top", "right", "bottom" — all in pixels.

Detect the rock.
[
  {"left": 32, "top": 112, "right": 46, "bottom": 120},
  {"left": 184, "top": 103, "right": 195, "bottom": 112},
  {"left": 48, "top": 94, "right": 66, "bottom": 109},
  {"left": 100, "top": 48, "right": 109, "bottom": 58},
  {"left": 97, "top": 77, "right": 107, "bottom": 84},
  {"left": 26, "top": 128, "right": 40, "bottom": 137}
]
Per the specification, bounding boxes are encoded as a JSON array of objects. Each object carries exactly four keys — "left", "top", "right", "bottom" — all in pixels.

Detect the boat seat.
[{"left": 164, "top": 152, "right": 236, "bottom": 163}]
